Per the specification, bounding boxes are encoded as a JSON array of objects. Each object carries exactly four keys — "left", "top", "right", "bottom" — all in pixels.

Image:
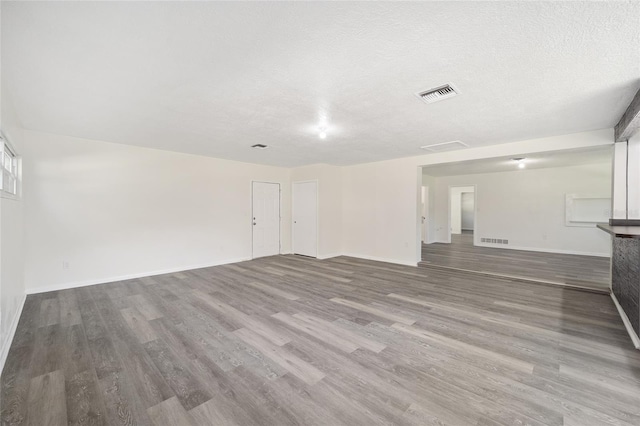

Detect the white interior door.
[
  {"left": 252, "top": 182, "right": 280, "bottom": 259},
  {"left": 293, "top": 181, "right": 318, "bottom": 257}
]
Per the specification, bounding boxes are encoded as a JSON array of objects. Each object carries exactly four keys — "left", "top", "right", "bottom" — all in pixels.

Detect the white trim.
[
  {"left": 0, "top": 294, "right": 27, "bottom": 376},
  {"left": 474, "top": 242, "right": 610, "bottom": 258},
  {"left": 610, "top": 292, "right": 640, "bottom": 350},
  {"left": 26, "top": 257, "right": 251, "bottom": 295},
  {"left": 317, "top": 253, "right": 342, "bottom": 260},
  {"left": 342, "top": 253, "right": 418, "bottom": 267}
]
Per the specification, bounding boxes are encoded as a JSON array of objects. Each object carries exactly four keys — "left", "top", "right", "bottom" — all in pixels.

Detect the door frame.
[
  {"left": 251, "top": 180, "right": 281, "bottom": 259},
  {"left": 292, "top": 179, "right": 319, "bottom": 257},
  {"left": 447, "top": 184, "right": 478, "bottom": 245}
]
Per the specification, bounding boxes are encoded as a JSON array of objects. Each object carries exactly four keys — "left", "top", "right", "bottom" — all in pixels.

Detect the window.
[{"left": 0, "top": 137, "right": 19, "bottom": 197}]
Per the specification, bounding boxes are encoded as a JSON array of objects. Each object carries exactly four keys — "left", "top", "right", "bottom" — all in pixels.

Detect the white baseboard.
[
  {"left": 474, "top": 242, "right": 610, "bottom": 258},
  {"left": 342, "top": 253, "right": 418, "bottom": 267},
  {"left": 26, "top": 256, "right": 251, "bottom": 295},
  {"left": 610, "top": 292, "right": 640, "bottom": 350},
  {"left": 0, "top": 294, "right": 27, "bottom": 376},
  {"left": 318, "top": 253, "right": 342, "bottom": 260}
]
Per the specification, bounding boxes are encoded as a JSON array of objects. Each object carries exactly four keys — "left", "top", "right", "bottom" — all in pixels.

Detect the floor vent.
[
  {"left": 416, "top": 83, "right": 460, "bottom": 104},
  {"left": 481, "top": 238, "right": 509, "bottom": 245}
]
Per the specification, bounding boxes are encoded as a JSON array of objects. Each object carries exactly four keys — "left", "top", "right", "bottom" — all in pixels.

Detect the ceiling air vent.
[
  {"left": 420, "top": 140, "right": 468, "bottom": 152},
  {"left": 251, "top": 144, "right": 269, "bottom": 149},
  {"left": 416, "top": 83, "right": 460, "bottom": 104}
]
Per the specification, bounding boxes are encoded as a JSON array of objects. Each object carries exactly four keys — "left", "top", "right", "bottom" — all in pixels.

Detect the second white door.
[
  {"left": 293, "top": 181, "right": 318, "bottom": 257},
  {"left": 252, "top": 182, "right": 280, "bottom": 258}
]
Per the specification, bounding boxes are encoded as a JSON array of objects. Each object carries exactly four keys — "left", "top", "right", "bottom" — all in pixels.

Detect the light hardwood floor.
[
  {"left": 422, "top": 231, "right": 611, "bottom": 292},
  {"left": 2, "top": 255, "right": 639, "bottom": 425}
]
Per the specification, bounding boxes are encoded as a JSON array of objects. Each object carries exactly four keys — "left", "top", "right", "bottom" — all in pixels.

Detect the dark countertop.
[{"left": 597, "top": 223, "right": 640, "bottom": 239}]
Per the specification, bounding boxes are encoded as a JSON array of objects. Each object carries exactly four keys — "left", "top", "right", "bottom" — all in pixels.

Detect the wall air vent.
[
  {"left": 481, "top": 238, "right": 509, "bottom": 245},
  {"left": 420, "top": 140, "right": 468, "bottom": 152},
  {"left": 416, "top": 83, "right": 460, "bottom": 104},
  {"left": 251, "top": 144, "right": 269, "bottom": 149}
]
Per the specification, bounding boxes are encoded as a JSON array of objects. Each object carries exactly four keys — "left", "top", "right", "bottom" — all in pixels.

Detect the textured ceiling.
[
  {"left": 3, "top": 1, "right": 639, "bottom": 167},
  {"left": 422, "top": 146, "right": 612, "bottom": 177}
]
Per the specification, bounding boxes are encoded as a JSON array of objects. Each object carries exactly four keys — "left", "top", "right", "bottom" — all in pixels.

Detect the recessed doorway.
[{"left": 448, "top": 185, "right": 476, "bottom": 243}]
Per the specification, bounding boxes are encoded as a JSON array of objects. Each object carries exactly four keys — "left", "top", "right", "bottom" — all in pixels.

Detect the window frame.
[{"left": 0, "top": 135, "right": 21, "bottom": 200}]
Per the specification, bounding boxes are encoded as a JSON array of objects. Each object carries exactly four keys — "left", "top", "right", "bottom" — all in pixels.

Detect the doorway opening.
[{"left": 448, "top": 185, "right": 476, "bottom": 244}]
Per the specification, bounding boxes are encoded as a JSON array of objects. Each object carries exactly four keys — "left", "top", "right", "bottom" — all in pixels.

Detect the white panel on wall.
[{"left": 565, "top": 195, "right": 611, "bottom": 226}]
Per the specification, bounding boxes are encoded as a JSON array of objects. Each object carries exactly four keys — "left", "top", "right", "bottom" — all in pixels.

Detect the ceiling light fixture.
[
  {"left": 318, "top": 128, "right": 327, "bottom": 139},
  {"left": 512, "top": 157, "right": 526, "bottom": 169}
]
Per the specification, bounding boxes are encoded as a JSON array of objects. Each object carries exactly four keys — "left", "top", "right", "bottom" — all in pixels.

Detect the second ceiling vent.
[{"left": 416, "top": 83, "right": 460, "bottom": 104}]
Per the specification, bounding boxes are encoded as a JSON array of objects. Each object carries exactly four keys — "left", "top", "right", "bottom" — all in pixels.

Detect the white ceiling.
[
  {"left": 422, "top": 145, "right": 612, "bottom": 177},
  {"left": 3, "top": 1, "right": 639, "bottom": 167}
]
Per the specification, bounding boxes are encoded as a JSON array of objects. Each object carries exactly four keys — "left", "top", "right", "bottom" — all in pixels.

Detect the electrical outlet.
[{"left": 62, "top": 261, "right": 70, "bottom": 270}]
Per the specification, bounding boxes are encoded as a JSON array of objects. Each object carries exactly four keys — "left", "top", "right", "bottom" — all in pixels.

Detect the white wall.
[
  {"left": 427, "top": 163, "right": 612, "bottom": 256},
  {"left": 449, "top": 186, "right": 474, "bottom": 235},
  {"left": 421, "top": 174, "right": 437, "bottom": 244},
  {"left": 343, "top": 160, "right": 419, "bottom": 265},
  {"left": 0, "top": 2, "right": 27, "bottom": 369},
  {"left": 22, "top": 130, "right": 292, "bottom": 293},
  {"left": 342, "top": 129, "right": 613, "bottom": 265},
  {"left": 13, "top": 128, "right": 618, "bottom": 293},
  {"left": 291, "top": 164, "right": 342, "bottom": 259}
]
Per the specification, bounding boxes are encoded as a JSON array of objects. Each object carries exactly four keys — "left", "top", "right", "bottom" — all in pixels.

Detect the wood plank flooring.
[
  {"left": 422, "top": 231, "right": 611, "bottom": 291},
  {"left": 2, "top": 254, "right": 639, "bottom": 425}
]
